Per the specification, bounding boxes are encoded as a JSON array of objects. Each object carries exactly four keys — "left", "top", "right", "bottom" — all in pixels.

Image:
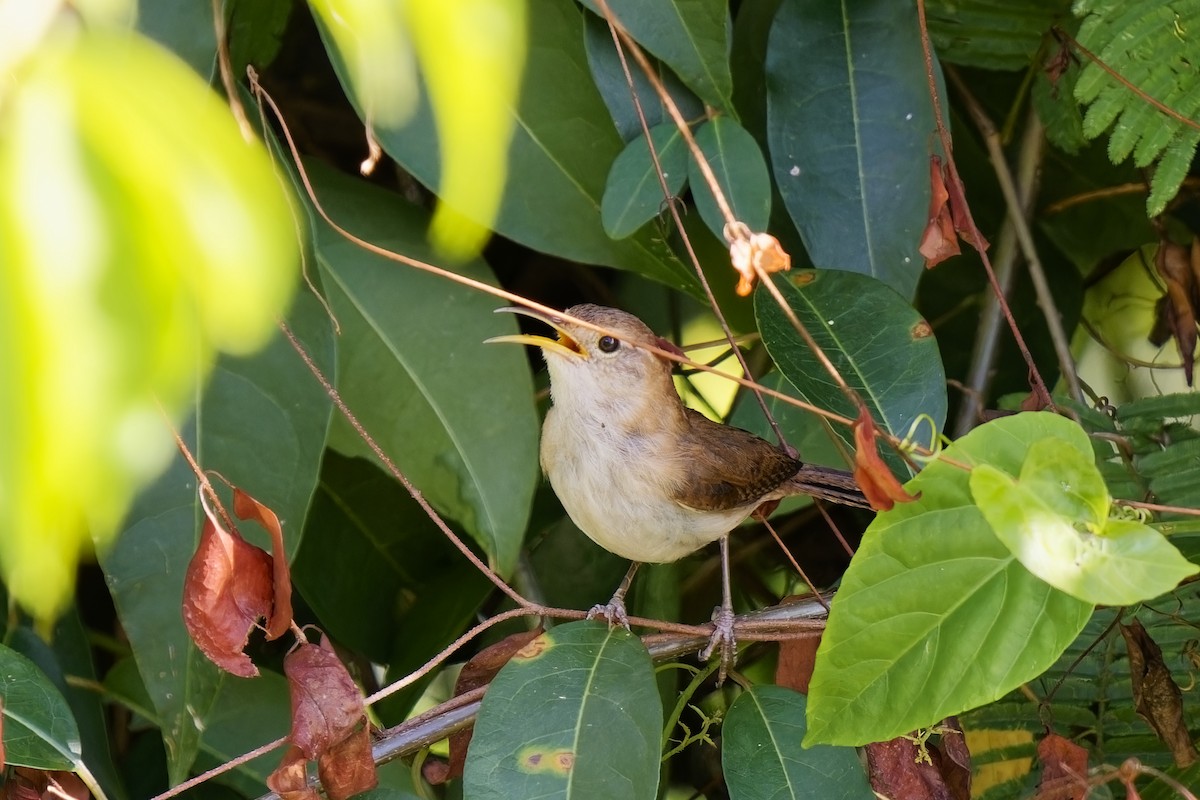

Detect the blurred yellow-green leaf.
[{"left": 0, "top": 28, "right": 298, "bottom": 624}]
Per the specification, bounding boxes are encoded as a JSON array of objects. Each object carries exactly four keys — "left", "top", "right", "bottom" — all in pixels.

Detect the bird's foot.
[
  {"left": 699, "top": 604, "right": 737, "bottom": 683},
  {"left": 586, "top": 598, "right": 631, "bottom": 629}
]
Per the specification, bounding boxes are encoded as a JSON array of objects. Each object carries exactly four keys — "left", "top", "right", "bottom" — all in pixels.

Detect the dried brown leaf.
[
  {"left": 1121, "top": 619, "right": 1199, "bottom": 768},
  {"left": 182, "top": 492, "right": 273, "bottom": 677},
  {"left": 775, "top": 626, "right": 820, "bottom": 694},
  {"left": 284, "top": 635, "right": 365, "bottom": 760},
  {"left": 866, "top": 736, "right": 952, "bottom": 800},
  {"left": 938, "top": 718, "right": 971, "bottom": 800},
  {"left": 267, "top": 745, "right": 318, "bottom": 800},
  {"left": 232, "top": 488, "right": 293, "bottom": 639},
  {"left": 317, "top": 722, "right": 378, "bottom": 800},
  {"left": 1034, "top": 732, "right": 1089, "bottom": 800},
  {"left": 1153, "top": 241, "right": 1198, "bottom": 385},
  {"left": 727, "top": 222, "right": 791, "bottom": 296},
  {"left": 852, "top": 407, "right": 920, "bottom": 512},
  {"left": 9, "top": 769, "right": 88, "bottom": 800},
  {"left": 919, "top": 156, "right": 961, "bottom": 267}
]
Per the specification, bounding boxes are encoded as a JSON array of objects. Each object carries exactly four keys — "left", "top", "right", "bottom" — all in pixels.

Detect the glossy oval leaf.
[
  {"left": 305, "top": 161, "right": 538, "bottom": 576},
  {"left": 583, "top": 13, "right": 705, "bottom": 143},
  {"left": 765, "top": 0, "right": 932, "bottom": 299},
  {"left": 0, "top": 643, "right": 81, "bottom": 771},
  {"left": 463, "top": 621, "right": 661, "bottom": 800},
  {"left": 805, "top": 412, "right": 1096, "bottom": 746},
  {"left": 723, "top": 685, "right": 871, "bottom": 800},
  {"left": 688, "top": 117, "right": 771, "bottom": 240},
  {"left": 99, "top": 284, "right": 334, "bottom": 784},
  {"left": 578, "top": 0, "right": 733, "bottom": 113},
  {"left": 315, "top": 0, "right": 697, "bottom": 295},
  {"left": 602, "top": 123, "right": 688, "bottom": 239},
  {"left": 755, "top": 271, "right": 946, "bottom": 473}
]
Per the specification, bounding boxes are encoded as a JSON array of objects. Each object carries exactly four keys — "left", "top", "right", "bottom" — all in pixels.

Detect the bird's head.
[{"left": 486, "top": 303, "right": 681, "bottom": 414}]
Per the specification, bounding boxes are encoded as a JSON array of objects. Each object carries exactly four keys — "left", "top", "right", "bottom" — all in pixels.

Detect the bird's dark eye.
[{"left": 598, "top": 335, "right": 620, "bottom": 353}]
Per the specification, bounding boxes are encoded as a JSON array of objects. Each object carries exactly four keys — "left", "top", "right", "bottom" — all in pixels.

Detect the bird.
[{"left": 487, "top": 303, "right": 867, "bottom": 671}]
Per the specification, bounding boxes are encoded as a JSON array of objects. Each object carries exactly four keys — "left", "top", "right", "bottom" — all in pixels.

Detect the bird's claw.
[
  {"left": 699, "top": 604, "right": 737, "bottom": 682},
  {"left": 586, "top": 599, "right": 631, "bottom": 629}
]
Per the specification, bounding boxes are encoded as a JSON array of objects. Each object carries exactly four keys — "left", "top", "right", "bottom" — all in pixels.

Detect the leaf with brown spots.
[
  {"left": 285, "top": 636, "right": 365, "bottom": 759},
  {"left": 182, "top": 490, "right": 273, "bottom": 677},
  {"left": 1034, "top": 732, "right": 1089, "bottom": 800},
  {"left": 1121, "top": 619, "right": 1199, "bottom": 768},
  {"left": 429, "top": 627, "right": 543, "bottom": 784},
  {"left": 852, "top": 408, "right": 920, "bottom": 511},
  {"left": 232, "top": 488, "right": 293, "bottom": 639}
]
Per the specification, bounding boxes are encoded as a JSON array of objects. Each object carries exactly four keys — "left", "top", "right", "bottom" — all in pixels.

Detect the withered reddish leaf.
[
  {"left": 268, "top": 745, "right": 318, "bottom": 800},
  {"left": 919, "top": 156, "right": 961, "bottom": 267},
  {"left": 285, "top": 636, "right": 365, "bottom": 760},
  {"left": 1034, "top": 732, "right": 1089, "bottom": 800},
  {"left": 437, "top": 628, "right": 544, "bottom": 784},
  {"left": 866, "top": 736, "right": 952, "bottom": 800},
  {"left": 937, "top": 718, "right": 972, "bottom": 800},
  {"left": 852, "top": 408, "right": 920, "bottom": 512},
  {"left": 182, "top": 494, "right": 273, "bottom": 678},
  {"left": 1152, "top": 241, "right": 1199, "bottom": 386},
  {"left": 9, "top": 769, "right": 88, "bottom": 800},
  {"left": 316, "top": 722, "right": 378, "bottom": 800},
  {"left": 728, "top": 224, "right": 791, "bottom": 296},
  {"left": 233, "top": 488, "right": 293, "bottom": 639},
  {"left": 1121, "top": 619, "right": 1199, "bottom": 768},
  {"left": 775, "top": 628, "right": 821, "bottom": 694}
]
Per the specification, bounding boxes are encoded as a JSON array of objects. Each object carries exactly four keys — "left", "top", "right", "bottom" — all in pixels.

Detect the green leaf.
[
  {"left": 463, "top": 621, "right": 661, "bottom": 800},
  {"left": 578, "top": 0, "right": 733, "bottom": 113},
  {"left": 99, "top": 286, "right": 334, "bottom": 783},
  {"left": 755, "top": 271, "right": 947, "bottom": 473},
  {"left": 765, "top": 0, "right": 932, "bottom": 298},
  {"left": 970, "top": 443, "right": 1197, "bottom": 606},
  {"left": 805, "top": 412, "right": 1095, "bottom": 746},
  {"left": 923, "top": 0, "right": 1073, "bottom": 70},
  {"left": 0, "top": 29, "right": 299, "bottom": 624},
  {"left": 305, "top": 161, "right": 538, "bottom": 576},
  {"left": 227, "top": 0, "right": 292, "bottom": 76},
  {"left": 602, "top": 123, "right": 688, "bottom": 239},
  {"left": 135, "top": 0, "right": 215, "bottom": 77},
  {"left": 583, "top": 14, "right": 704, "bottom": 143},
  {"left": 317, "top": 0, "right": 697, "bottom": 294},
  {"left": 0, "top": 643, "right": 81, "bottom": 771},
  {"left": 688, "top": 117, "right": 771, "bottom": 240},
  {"left": 723, "top": 685, "right": 871, "bottom": 800}
]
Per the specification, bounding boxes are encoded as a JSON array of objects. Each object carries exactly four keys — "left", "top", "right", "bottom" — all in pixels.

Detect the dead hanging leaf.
[
  {"left": 1034, "top": 732, "right": 1089, "bottom": 800},
  {"left": 1151, "top": 240, "right": 1199, "bottom": 386},
  {"left": 938, "top": 718, "right": 972, "bottom": 800},
  {"left": 271, "top": 633, "right": 377, "bottom": 800},
  {"left": 182, "top": 490, "right": 274, "bottom": 677},
  {"left": 1043, "top": 32, "right": 1079, "bottom": 93},
  {"left": 232, "top": 488, "right": 293, "bottom": 639},
  {"left": 775, "top": 626, "right": 821, "bottom": 694},
  {"left": 919, "top": 156, "right": 960, "bottom": 267},
  {"left": 428, "top": 627, "right": 544, "bottom": 784},
  {"left": 1121, "top": 619, "right": 1199, "bottom": 768},
  {"left": 267, "top": 745, "right": 318, "bottom": 800},
  {"left": 852, "top": 408, "right": 920, "bottom": 512},
  {"left": 866, "top": 735, "right": 955, "bottom": 800},
  {"left": 726, "top": 221, "right": 791, "bottom": 296},
  {"left": 6, "top": 769, "right": 88, "bottom": 800}
]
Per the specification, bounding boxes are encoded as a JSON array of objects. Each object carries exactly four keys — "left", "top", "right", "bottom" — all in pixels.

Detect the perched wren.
[{"left": 488, "top": 303, "right": 867, "bottom": 668}]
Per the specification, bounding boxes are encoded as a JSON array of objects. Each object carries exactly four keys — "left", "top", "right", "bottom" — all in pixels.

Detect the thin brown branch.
[{"left": 916, "top": 0, "right": 1055, "bottom": 410}]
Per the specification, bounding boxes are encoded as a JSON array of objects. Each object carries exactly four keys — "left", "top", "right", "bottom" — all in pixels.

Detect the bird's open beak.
[{"left": 484, "top": 306, "right": 587, "bottom": 359}]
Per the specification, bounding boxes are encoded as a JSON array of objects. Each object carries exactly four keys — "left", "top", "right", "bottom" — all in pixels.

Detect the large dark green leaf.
[
  {"left": 805, "top": 413, "right": 1096, "bottom": 746},
  {"left": 99, "top": 287, "right": 334, "bottom": 784},
  {"left": 305, "top": 162, "right": 538, "bottom": 576},
  {"left": 765, "top": 0, "right": 932, "bottom": 298},
  {"left": 463, "top": 621, "right": 661, "bottom": 800},
  {"left": 924, "top": 0, "right": 1073, "bottom": 70},
  {"left": 723, "top": 685, "right": 871, "bottom": 800},
  {"left": 688, "top": 116, "right": 771, "bottom": 240},
  {"left": 316, "top": 0, "right": 696, "bottom": 294},
  {"left": 578, "top": 0, "right": 734, "bottom": 113},
  {"left": 0, "top": 643, "right": 80, "bottom": 772},
  {"left": 602, "top": 123, "right": 688, "bottom": 239},
  {"left": 755, "top": 271, "right": 946, "bottom": 472}
]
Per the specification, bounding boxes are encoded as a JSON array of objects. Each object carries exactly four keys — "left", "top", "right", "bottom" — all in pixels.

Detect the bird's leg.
[
  {"left": 699, "top": 535, "right": 737, "bottom": 682},
  {"left": 587, "top": 562, "right": 640, "bottom": 628}
]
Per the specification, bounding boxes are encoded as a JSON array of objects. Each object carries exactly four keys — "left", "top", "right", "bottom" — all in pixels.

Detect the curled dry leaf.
[
  {"left": 919, "top": 156, "right": 960, "bottom": 267},
  {"left": 1151, "top": 239, "right": 1199, "bottom": 386},
  {"left": 938, "top": 718, "right": 972, "bottom": 800},
  {"left": 1034, "top": 732, "right": 1089, "bottom": 800},
  {"left": 267, "top": 746, "right": 317, "bottom": 800},
  {"left": 182, "top": 490, "right": 273, "bottom": 678},
  {"left": 852, "top": 407, "right": 919, "bottom": 512},
  {"left": 866, "top": 735, "right": 958, "bottom": 800},
  {"left": 232, "top": 488, "right": 293, "bottom": 639},
  {"left": 433, "top": 627, "right": 544, "bottom": 784},
  {"left": 775, "top": 622, "right": 820, "bottom": 694},
  {"left": 726, "top": 221, "right": 790, "bottom": 296},
  {"left": 7, "top": 769, "right": 88, "bottom": 800},
  {"left": 1120, "top": 619, "right": 1199, "bottom": 768},
  {"left": 317, "top": 723, "right": 377, "bottom": 800}
]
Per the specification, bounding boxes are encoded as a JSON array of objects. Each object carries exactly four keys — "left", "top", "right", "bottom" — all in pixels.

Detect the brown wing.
[{"left": 670, "top": 409, "right": 800, "bottom": 512}]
